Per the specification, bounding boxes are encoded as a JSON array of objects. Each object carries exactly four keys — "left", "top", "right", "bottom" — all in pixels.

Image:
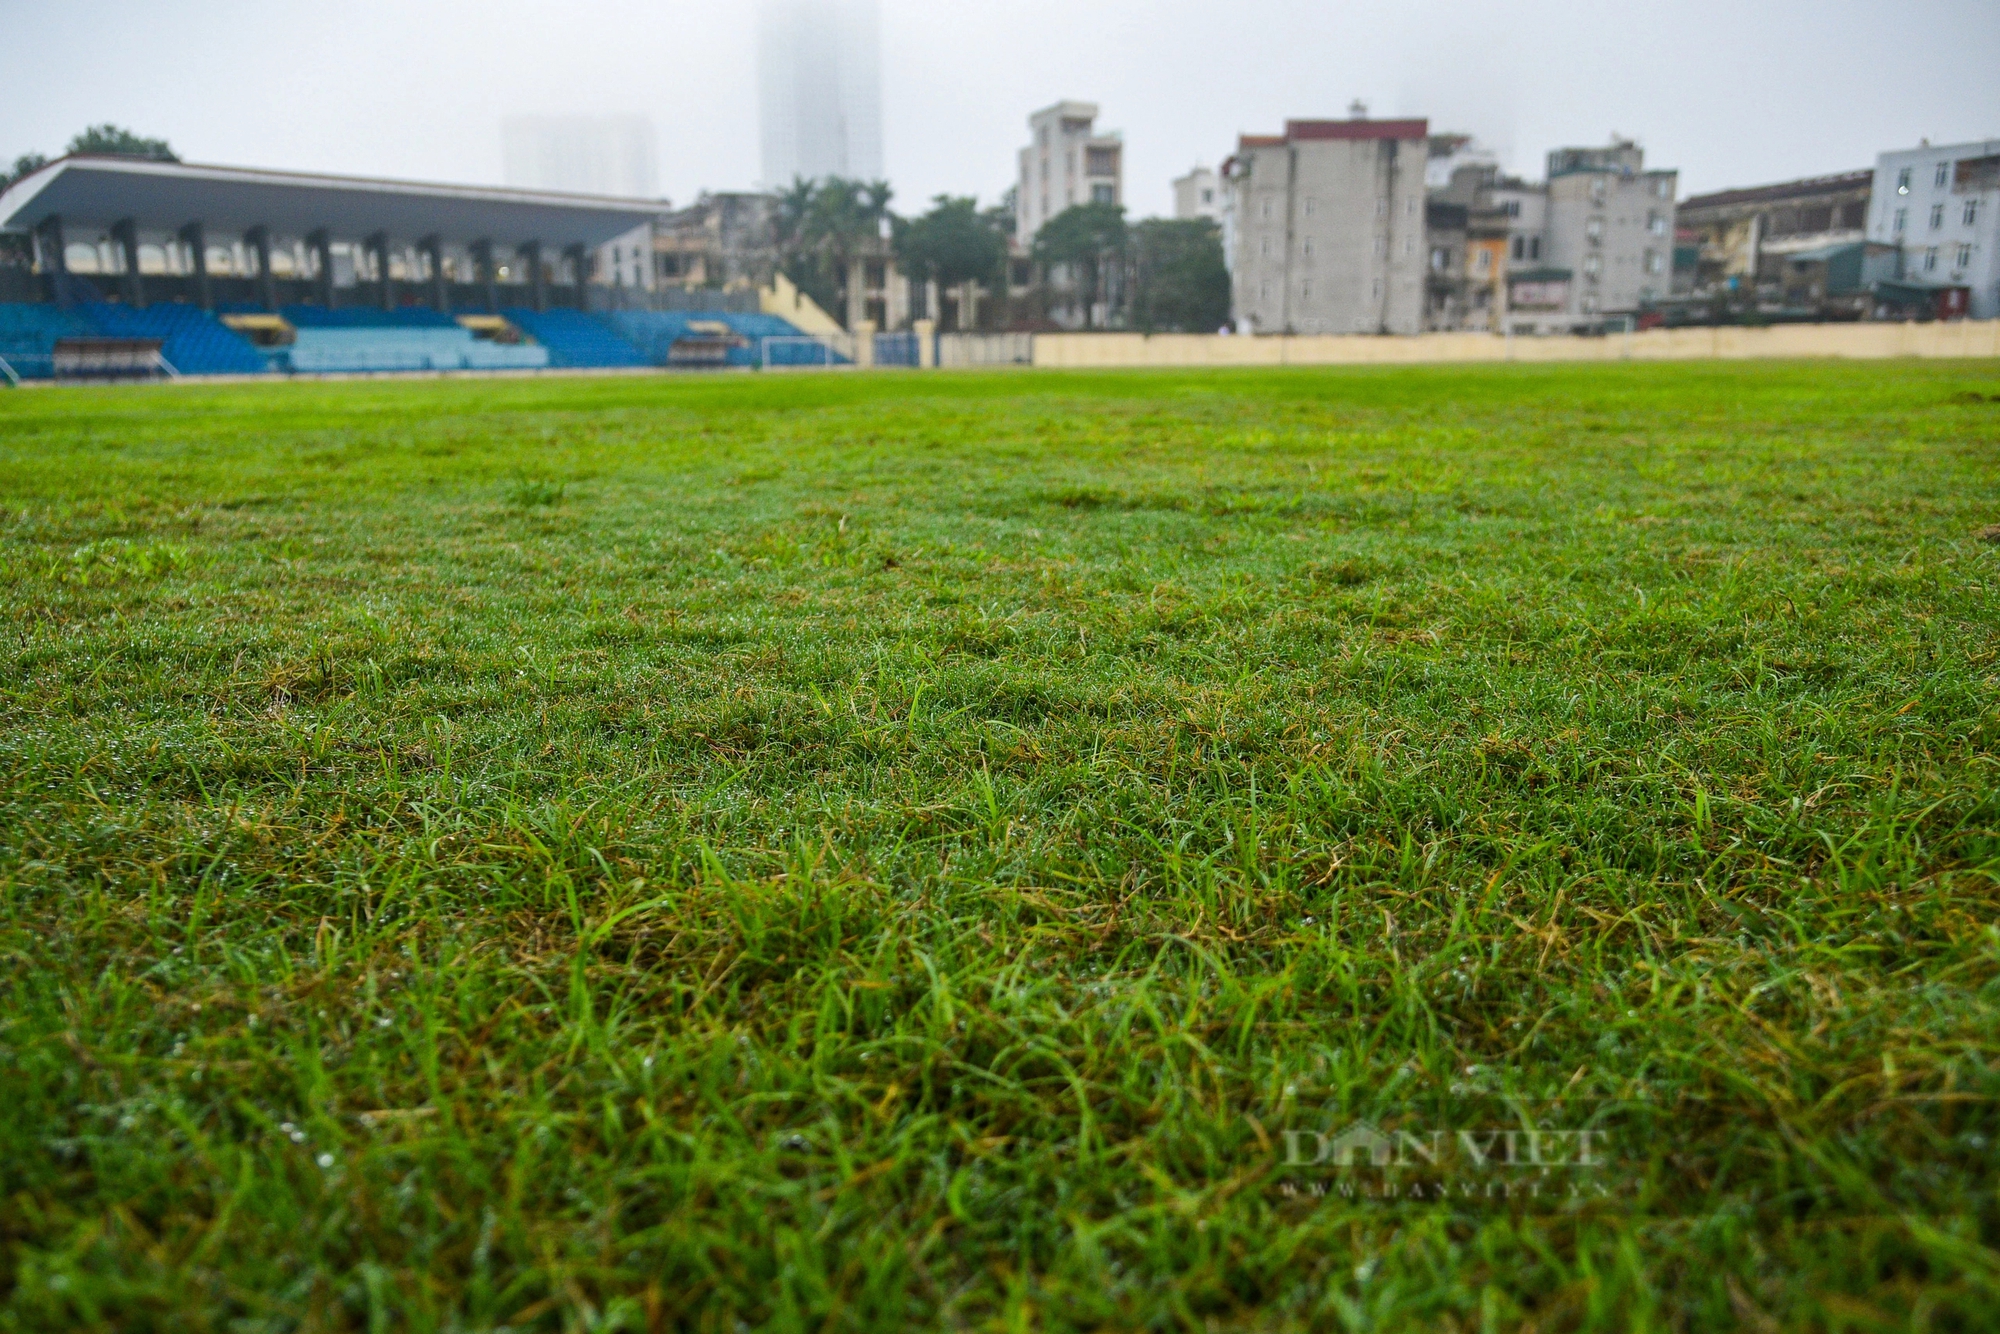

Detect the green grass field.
[{"left": 3, "top": 361, "right": 1999, "bottom": 1331}]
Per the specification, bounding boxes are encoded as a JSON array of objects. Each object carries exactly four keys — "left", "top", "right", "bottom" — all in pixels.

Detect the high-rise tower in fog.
[{"left": 757, "top": 0, "right": 883, "bottom": 187}]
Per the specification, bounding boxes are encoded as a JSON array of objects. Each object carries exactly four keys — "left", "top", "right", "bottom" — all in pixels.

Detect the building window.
[
  {"left": 1474, "top": 250, "right": 1491, "bottom": 274},
  {"left": 1591, "top": 179, "right": 1607, "bottom": 204},
  {"left": 1374, "top": 236, "right": 1387, "bottom": 257},
  {"left": 1935, "top": 162, "right": 1949, "bottom": 188},
  {"left": 1924, "top": 248, "right": 1939, "bottom": 272},
  {"left": 1259, "top": 279, "right": 1271, "bottom": 300},
  {"left": 1375, "top": 198, "right": 1387, "bottom": 219},
  {"left": 1259, "top": 237, "right": 1271, "bottom": 258},
  {"left": 1931, "top": 204, "right": 1945, "bottom": 229},
  {"left": 1505, "top": 200, "right": 1521, "bottom": 217},
  {"left": 1200, "top": 189, "right": 1213, "bottom": 204},
  {"left": 1403, "top": 236, "right": 1414, "bottom": 255},
  {"left": 1430, "top": 246, "right": 1449, "bottom": 272},
  {"left": 1647, "top": 211, "right": 1665, "bottom": 235},
  {"left": 1645, "top": 250, "right": 1663, "bottom": 274},
  {"left": 1304, "top": 197, "right": 1316, "bottom": 217},
  {"left": 1958, "top": 244, "right": 1974, "bottom": 269},
  {"left": 1371, "top": 278, "right": 1382, "bottom": 298},
  {"left": 1583, "top": 254, "right": 1602, "bottom": 277},
  {"left": 1260, "top": 199, "right": 1273, "bottom": 221},
  {"left": 1655, "top": 179, "right": 1672, "bottom": 199},
  {"left": 1301, "top": 237, "right": 1314, "bottom": 258},
  {"left": 1511, "top": 236, "right": 1525, "bottom": 260},
  {"left": 1085, "top": 147, "right": 1118, "bottom": 176},
  {"left": 1586, "top": 216, "right": 1604, "bottom": 242},
  {"left": 1091, "top": 183, "right": 1114, "bottom": 204},
  {"left": 1530, "top": 237, "right": 1541, "bottom": 260},
  {"left": 1966, "top": 199, "right": 1981, "bottom": 226},
  {"left": 1581, "top": 293, "right": 1598, "bottom": 314},
  {"left": 1896, "top": 167, "right": 1911, "bottom": 195},
  {"left": 1300, "top": 280, "right": 1312, "bottom": 300},
  {"left": 1894, "top": 207, "right": 1907, "bottom": 232}
]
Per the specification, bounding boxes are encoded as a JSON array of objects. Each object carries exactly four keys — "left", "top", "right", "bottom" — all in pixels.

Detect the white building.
[
  {"left": 757, "top": 0, "right": 884, "bottom": 187},
  {"left": 1870, "top": 138, "right": 2000, "bottom": 319},
  {"left": 1017, "top": 102, "right": 1124, "bottom": 243},
  {"left": 1174, "top": 166, "right": 1222, "bottom": 223},
  {"left": 1224, "top": 115, "right": 1431, "bottom": 335},
  {"left": 1540, "top": 140, "right": 1677, "bottom": 328},
  {"left": 501, "top": 116, "right": 660, "bottom": 199}
]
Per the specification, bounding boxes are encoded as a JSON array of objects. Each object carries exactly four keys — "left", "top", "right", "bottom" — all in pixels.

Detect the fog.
[{"left": 2, "top": 0, "right": 1994, "bottom": 213}]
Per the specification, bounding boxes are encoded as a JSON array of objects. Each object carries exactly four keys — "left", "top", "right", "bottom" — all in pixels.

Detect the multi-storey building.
[
  {"left": 757, "top": 0, "right": 884, "bottom": 187},
  {"left": 1870, "top": 139, "right": 2000, "bottom": 319},
  {"left": 1541, "top": 140, "right": 1678, "bottom": 327},
  {"left": 1173, "top": 166, "right": 1222, "bottom": 223},
  {"left": 1678, "top": 171, "right": 1872, "bottom": 292},
  {"left": 1223, "top": 113, "right": 1430, "bottom": 335},
  {"left": 1016, "top": 102, "right": 1124, "bottom": 243},
  {"left": 1431, "top": 163, "right": 1543, "bottom": 332},
  {"left": 653, "top": 192, "right": 781, "bottom": 292}
]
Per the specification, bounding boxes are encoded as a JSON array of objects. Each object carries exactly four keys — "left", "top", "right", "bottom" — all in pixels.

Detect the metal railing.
[{"left": 759, "top": 333, "right": 858, "bottom": 369}]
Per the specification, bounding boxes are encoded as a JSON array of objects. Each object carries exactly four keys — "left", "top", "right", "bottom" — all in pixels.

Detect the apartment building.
[
  {"left": 1678, "top": 171, "right": 1872, "bottom": 290},
  {"left": 1017, "top": 102, "right": 1124, "bottom": 243},
  {"left": 1431, "top": 163, "right": 1545, "bottom": 331},
  {"left": 1539, "top": 140, "right": 1678, "bottom": 328},
  {"left": 1173, "top": 166, "right": 1223, "bottom": 223},
  {"left": 1871, "top": 139, "right": 2000, "bottom": 319},
  {"left": 1224, "top": 114, "right": 1430, "bottom": 335}
]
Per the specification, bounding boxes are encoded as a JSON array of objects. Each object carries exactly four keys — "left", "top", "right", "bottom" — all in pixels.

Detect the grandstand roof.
[{"left": 0, "top": 156, "right": 664, "bottom": 246}]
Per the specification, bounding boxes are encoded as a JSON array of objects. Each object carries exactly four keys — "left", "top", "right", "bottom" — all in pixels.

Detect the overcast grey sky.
[{"left": 3, "top": 0, "right": 1995, "bottom": 214}]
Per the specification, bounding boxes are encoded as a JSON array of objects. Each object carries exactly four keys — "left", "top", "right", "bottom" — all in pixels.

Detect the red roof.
[
  {"left": 1286, "top": 118, "right": 1429, "bottom": 142},
  {"left": 1237, "top": 120, "right": 1430, "bottom": 152}
]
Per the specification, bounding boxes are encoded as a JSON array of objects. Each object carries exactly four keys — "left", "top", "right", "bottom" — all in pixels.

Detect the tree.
[
  {"left": 5, "top": 152, "right": 48, "bottom": 189},
  {"left": 893, "top": 196, "right": 1010, "bottom": 331},
  {"left": 1128, "top": 218, "right": 1232, "bottom": 333},
  {"left": 67, "top": 125, "right": 178, "bottom": 162},
  {"left": 773, "top": 176, "right": 893, "bottom": 326},
  {"left": 894, "top": 196, "right": 1007, "bottom": 290},
  {"left": 4, "top": 124, "right": 177, "bottom": 190},
  {"left": 1031, "top": 202, "right": 1127, "bottom": 329}
]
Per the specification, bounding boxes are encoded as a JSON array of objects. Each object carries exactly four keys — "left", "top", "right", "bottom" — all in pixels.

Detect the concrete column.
[
  {"left": 846, "top": 255, "right": 868, "bottom": 330},
  {"left": 471, "top": 239, "right": 497, "bottom": 312},
  {"left": 914, "top": 318, "right": 936, "bottom": 368},
  {"left": 565, "top": 243, "right": 590, "bottom": 310},
  {"left": 854, "top": 319, "right": 877, "bottom": 368},
  {"left": 179, "top": 221, "right": 212, "bottom": 311},
  {"left": 367, "top": 231, "right": 394, "bottom": 311},
  {"left": 520, "top": 241, "right": 546, "bottom": 313},
  {"left": 420, "top": 235, "right": 447, "bottom": 312},
  {"left": 308, "top": 230, "right": 335, "bottom": 309},
  {"left": 112, "top": 218, "right": 145, "bottom": 307},
  {"left": 245, "top": 226, "right": 278, "bottom": 312},
  {"left": 36, "top": 215, "right": 69, "bottom": 305}
]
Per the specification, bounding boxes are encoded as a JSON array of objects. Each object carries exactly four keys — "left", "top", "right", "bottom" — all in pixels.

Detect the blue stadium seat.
[
  {"left": 77, "top": 303, "right": 269, "bottom": 376},
  {"left": 502, "top": 309, "right": 648, "bottom": 368},
  {"left": 0, "top": 303, "right": 95, "bottom": 380},
  {"left": 281, "top": 326, "right": 548, "bottom": 374}
]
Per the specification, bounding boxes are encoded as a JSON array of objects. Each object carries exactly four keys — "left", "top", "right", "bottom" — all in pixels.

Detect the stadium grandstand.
[{"left": 0, "top": 155, "right": 808, "bottom": 380}]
